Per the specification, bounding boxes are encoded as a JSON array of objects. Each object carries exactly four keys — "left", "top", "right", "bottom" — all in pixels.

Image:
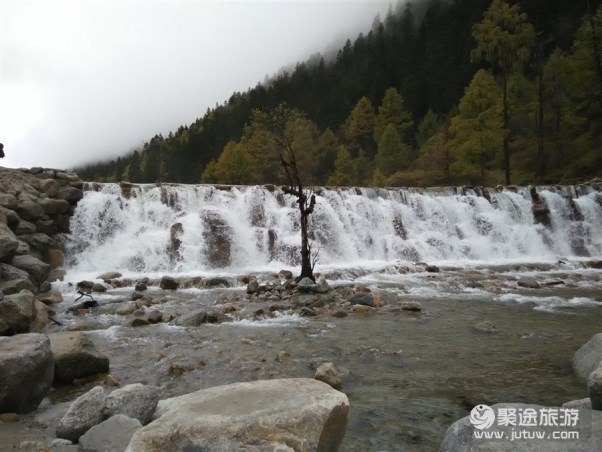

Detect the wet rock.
[
  {"left": 440, "top": 403, "right": 602, "bottom": 452},
  {"left": 129, "top": 378, "right": 349, "bottom": 452},
  {"left": 517, "top": 276, "right": 540, "bottom": 289},
  {"left": 201, "top": 212, "right": 231, "bottom": 268},
  {"left": 573, "top": 333, "right": 602, "bottom": 381},
  {"left": 298, "top": 277, "right": 317, "bottom": 293},
  {"left": 174, "top": 310, "right": 207, "bottom": 327},
  {"left": 349, "top": 292, "right": 375, "bottom": 307},
  {"left": 352, "top": 304, "right": 376, "bottom": 313},
  {"left": 279, "top": 269, "right": 293, "bottom": 279},
  {"left": 77, "top": 280, "right": 94, "bottom": 292},
  {"left": 314, "top": 362, "right": 342, "bottom": 389},
  {"left": 48, "top": 331, "right": 110, "bottom": 384},
  {"left": 104, "top": 384, "right": 159, "bottom": 425},
  {"left": 300, "top": 307, "right": 317, "bottom": 317},
  {"left": 56, "top": 386, "right": 106, "bottom": 442},
  {"left": 0, "top": 290, "right": 36, "bottom": 335},
  {"left": 80, "top": 414, "right": 142, "bottom": 452},
  {"left": 168, "top": 222, "right": 183, "bottom": 262},
  {"left": 55, "top": 186, "right": 84, "bottom": 204},
  {"left": 0, "top": 334, "right": 54, "bottom": 413},
  {"left": 131, "top": 292, "right": 144, "bottom": 301},
  {"left": 401, "top": 301, "right": 422, "bottom": 312},
  {"left": 588, "top": 368, "right": 602, "bottom": 410},
  {"left": 426, "top": 265, "right": 440, "bottom": 273},
  {"left": 332, "top": 310, "right": 348, "bottom": 318},
  {"left": 585, "top": 260, "right": 602, "bottom": 269},
  {"left": 473, "top": 321, "right": 496, "bottom": 334},
  {"left": 116, "top": 304, "right": 136, "bottom": 316},
  {"left": 46, "top": 248, "right": 64, "bottom": 267},
  {"left": 134, "top": 283, "right": 147, "bottom": 292},
  {"left": 131, "top": 318, "right": 150, "bottom": 327},
  {"left": 246, "top": 279, "right": 259, "bottom": 294},
  {"left": 204, "top": 277, "right": 230, "bottom": 288},
  {"left": 316, "top": 277, "right": 330, "bottom": 294},
  {"left": 97, "top": 271, "right": 122, "bottom": 281},
  {"left": 92, "top": 282, "right": 107, "bottom": 293},
  {"left": 159, "top": 275, "right": 179, "bottom": 290}
]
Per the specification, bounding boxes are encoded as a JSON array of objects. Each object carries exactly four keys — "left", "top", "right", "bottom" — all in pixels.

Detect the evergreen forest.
[{"left": 76, "top": 0, "right": 602, "bottom": 187}]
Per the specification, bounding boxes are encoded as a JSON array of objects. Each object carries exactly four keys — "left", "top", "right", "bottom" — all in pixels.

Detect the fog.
[{"left": 0, "top": 0, "right": 392, "bottom": 170}]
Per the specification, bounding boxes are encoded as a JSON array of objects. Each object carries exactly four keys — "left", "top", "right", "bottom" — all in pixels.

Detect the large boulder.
[
  {"left": 201, "top": 211, "right": 231, "bottom": 268},
  {"left": 80, "top": 414, "right": 142, "bottom": 452},
  {"left": 0, "top": 290, "right": 35, "bottom": 335},
  {"left": 15, "top": 201, "right": 45, "bottom": 222},
  {"left": 588, "top": 368, "right": 602, "bottom": 410},
  {"left": 0, "top": 222, "right": 19, "bottom": 262},
  {"left": 56, "top": 386, "right": 106, "bottom": 442},
  {"left": 573, "top": 333, "right": 602, "bottom": 381},
  {"left": 0, "top": 333, "right": 54, "bottom": 413},
  {"left": 48, "top": 331, "right": 110, "bottom": 383},
  {"left": 348, "top": 292, "right": 375, "bottom": 307},
  {"left": 11, "top": 254, "right": 51, "bottom": 285},
  {"left": 126, "top": 378, "right": 349, "bottom": 451},
  {"left": 55, "top": 186, "right": 84, "bottom": 204},
  {"left": 38, "top": 198, "right": 70, "bottom": 215},
  {"left": 440, "top": 403, "right": 602, "bottom": 451},
  {"left": 104, "top": 384, "right": 159, "bottom": 425}
]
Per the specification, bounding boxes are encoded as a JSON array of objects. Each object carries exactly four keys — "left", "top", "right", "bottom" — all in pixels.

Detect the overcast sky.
[{"left": 0, "top": 0, "right": 392, "bottom": 170}]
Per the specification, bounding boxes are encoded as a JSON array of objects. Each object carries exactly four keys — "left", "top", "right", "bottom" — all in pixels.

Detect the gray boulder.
[
  {"left": 0, "top": 290, "right": 35, "bottom": 335},
  {"left": 80, "top": 414, "right": 142, "bottom": 452},
  {"left": 56, "top": 386, "right": 106, "bottom": 442},
  {"left": 0, "top": 333, "right": 54, "bottom": 413},
  {"left": 517, "top": 276, "right": 540, "bottom": 289},
  {"left": 38, "top": 198, "right": 70, "bottom": 215},
  {"left": 440, "top": 403, "right": 602, "bottom": 452},
  {"left": 48, "top": 331, "right": 110, "bottom": 383},
  {"left": 104, "top": 384, "right": 159, "bottom": 425},
  {"left": 159, "top": 276, "right": 179, "bottom": 290},
  {"left": 174, "top": 310, "right": 207, "bottom": 327},
  {"left": 11, "top": 254, "right": 51, "bottom": 285},
  {"left": 573, "top": 333, "right": 602, "bottom": 381},
  {"left": 562, "top": 398, "right": 592, "bottom": 410},
  {"left": 0, "top": 222, "right": 19, "bottom": 262},
  {"left": 127, "top": 378, "right": 349, "bottom": 452},
  {"left": 56, "top": 186, "right": 84, "bottom": 204},
  {"left": 0, "top": 193, "right": 18, "bottom": 210},
  {"left": 246, "top": 279, "right": 259, "bottom": 294},
  {"left": 16, "top": 201, "right": 45, "bottom": 222},
  {"left": 298, "top": 277, "right": 318, "bottom": 293},
  {"left": 349, "top": 292, "right": 375, "bottom": 307},
  {"left": 316, "top": 277, "right": 331, "bottom": 294},
  {"left": 588, "top": 368, "right": 602, "bottom": 410}
]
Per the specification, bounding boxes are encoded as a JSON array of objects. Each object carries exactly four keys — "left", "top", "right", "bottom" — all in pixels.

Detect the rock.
[
  {"left": 16, "top": 201, "right": 45, "bottom": 222},
  {"left": 352, "top": 304, "right": 376, "bottom": 313},
  {"left": 116, "top": 304, "right": 136, "bottom": 316},
  {"left": 0, "top": 277, "right": 36, "bottom": 296},
  {"left": 11, "top": 255, "right": 51, "bottom": 285},
  {"left": 168, "top": 222, "right": 183, "bottom": 262},
  {"left": 38, "top": 198, "right": 70, "bottom": 215},
  {"left": 204, "top": 277, "right": 230, "bottom": 288},
  {"left": 425, "top": 264, "right": 440, "bottom": 273},
  {"left": 0, "top": 290, "right": 35, "bottom": 335},
  {"left": 201, "top": 212, "right": 231, "bottom": 268},
  {"left": 473, "top": 321, "right": 496, "bottom": 334},
  {"left": 146, "top": 311, "right": 163, "bottom": 324},
  {"left": 174, "top": 310, "right": 207, "bottom": 327},
  {"left": 0, "top": 193, "right": 18, "bottom": 210},
  {"left": 332, "top": 310, "right": 348, "bottom": 318},
  {"left": 39, "top": 179, "right": 60, "bottom": 197},
  {"left": 349, "top": 292, "right": 375, "bottom": 307},
  {"left": 440, "top": 402, "right": 602, "bottom": 452},
  {"left": 0, "top": 412, "right": 19, "bottom": 422},
  {"left": 588, "top": 368, "right": 602, "bottom": 410},
  {"left": 300, "top": 307, "right": 317, "bottom": 317},
  {"left": 80, "top": 414, "right": 142, "bottom": 452},
  {"left": 56, "top": 386, "right": 106, "bottom": 442},
  {"left": 246, "top": 279, "right": 259, "bottom": 294},
  {"left": 35, "top": 219, "right": 58, "bottom": 235},
  {"left": 159, "top": 276, "right": 179, "bottom": 290},
  {"left": 131, "top": 318, "right": 150, "bottom": 327},
  {"left": 55, "top": 186, "right": 84, "bottom": 204},
  {"left": 0, "top": 206, "right": 19, "bottom": 227},
  {"left": 14, "top": 219, "right": 36, "bottom": 235},
  {"left": 104, "top": 384, "right": 159, "bottom": 425},
  {"left": 315, "top": 362, "right": 342, "bottom": 389},
  {"left": 97, "top": 271, "right": 122, "bottom": 281},
  {"left": 298, "top": 277, "right": 318, "bottom": 293},
  {"left": 48, "top": 332, "right": 110, "bottom": 384},
  {"left": 0, "top": 222, "right": 19, "bottom": 262},
  {"left": 562, "top": 398, "right": 592, "bottom": 409},
  {"left": 134, "top": 283, "right": 147, "bottom": 292},
  {"left": 401, "top": 301, "right": 422, "bottom": 311},
  {"left": 46, "top": 248, "right": 64, "bottom": 267},
  {"left": 279, "top": 269, "right": 293, "bottom": 279},
  {"left": 517, "top": 276, "right": 540, "bottom": 289},
  {"left": 92, "top": 283, "right": 107, "bottom": 293},
  {"left": 573, "top": 333, "right": 602, "bottom": 381},
  {"left": 128, "top": 378, "right": 349, "bottom": 452},
  {"left": 30, "top": 300, "right": 51, "bottom": 332},
  {"left": 0, "top": 333, "right": 54, "bottom": 413},
  {"left": 316, "top": 277, "right": 330, "bottom": 294},
  {"left": 37, "top": 290, "right": 63, "bottom": 305}
]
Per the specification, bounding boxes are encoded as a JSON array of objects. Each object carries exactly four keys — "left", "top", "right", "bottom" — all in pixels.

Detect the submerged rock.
[
  {"left": 517, "top": 276, "right": 540, "bottom": 289},
  {"left": 315, "top": 362, "right": 343, "bottom": 389},
  {"left": 127, "top": 378, "right": 349, "bottom": 452}
]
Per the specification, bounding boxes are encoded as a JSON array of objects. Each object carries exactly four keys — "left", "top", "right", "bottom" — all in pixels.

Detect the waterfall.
[{"left": 65, "top": 183, "right": 602, "bottom": 277}]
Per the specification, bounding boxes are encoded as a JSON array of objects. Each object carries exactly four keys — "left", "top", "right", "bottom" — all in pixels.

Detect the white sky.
[{"left": 0, "top": 0, "right": 391, "bottom": 170}]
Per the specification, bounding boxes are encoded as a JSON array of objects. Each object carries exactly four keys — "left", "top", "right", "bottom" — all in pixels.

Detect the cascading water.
[{"left": 65, "top": 183, "right": 602, "bottom": 278}]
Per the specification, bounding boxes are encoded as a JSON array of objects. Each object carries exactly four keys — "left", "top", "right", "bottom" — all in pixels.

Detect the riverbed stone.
[
  {"left": 97, "top": 271, "right": 122, "bottom": 281},
  {"left": 402, "top": 301, "right": 422, "bottom": 312},
  {"left": 104, "top": 384, "right": 159, "bottom": 425},
  {"left": 573, "top": 333, "right": 602, "bottom": 381},
  {"left": 174, "top": 310, "right": 207, "bottom": 327},
  {"left": 298, "top": 277, "right": 318, "bottom": 293},
  {"left": 588, "top": 368, "right": 602, "bottom": 410},
  {"left": 349, "top": 292, "right": 375, "bottom": 307},
  {"left": 80, "top": 414, "right": 142, "bottom": 452},
  {"left": 440, "top": 402, "right": 602, "bottom": 451},
  {"left": 128, "top": 378, "right": 349, "bottom": 452},
  {"left": 56, "top": 386, "right": 106, "bottom": 442},
  {"left": 473, "top": 320, "right": 496, "bottom": 334},
  {"left": 517, "top": 276, "right": 540, "bottom": 289},
  {"left": 159, "top": 276, "right": 179, "bottom": 290},
  {"left": 0, "top": 333, "right": 54, "bottom": 413},
  {"left": 315, "top": 362, "right": 343, "bottom": 389},
  {"left": 48, "top": 331, "right": 110, "bottom": 383},
  {"left": 246, "top": 279, "right": 259, "bottom": 294}
]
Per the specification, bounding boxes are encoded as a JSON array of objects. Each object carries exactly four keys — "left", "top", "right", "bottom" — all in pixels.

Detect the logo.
[{"left": 470, "top": 404, "right": 495, "bottom": 430}]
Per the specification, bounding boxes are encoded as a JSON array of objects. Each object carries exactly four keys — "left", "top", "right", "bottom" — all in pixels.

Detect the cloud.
[{"left": 0, "top": 0, "right": 391, "bottom": 170}]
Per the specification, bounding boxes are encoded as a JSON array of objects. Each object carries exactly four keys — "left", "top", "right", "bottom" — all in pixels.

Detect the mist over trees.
[{"left": 77, "top": 0, "right": 602, "bottom": 187}]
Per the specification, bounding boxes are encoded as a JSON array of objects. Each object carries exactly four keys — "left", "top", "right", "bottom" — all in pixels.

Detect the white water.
[{"left": 65, "top": 184, "right": 602, "bottom": 279}]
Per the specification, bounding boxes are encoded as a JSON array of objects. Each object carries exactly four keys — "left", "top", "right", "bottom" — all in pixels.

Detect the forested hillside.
[{"left": 77, "top": 0, "right": 602, "bottom": 186}]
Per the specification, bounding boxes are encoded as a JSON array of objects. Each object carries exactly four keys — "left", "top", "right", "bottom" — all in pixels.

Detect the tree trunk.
[{"left": 299, "top": 212, "right": 313, "bottom": 280}]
